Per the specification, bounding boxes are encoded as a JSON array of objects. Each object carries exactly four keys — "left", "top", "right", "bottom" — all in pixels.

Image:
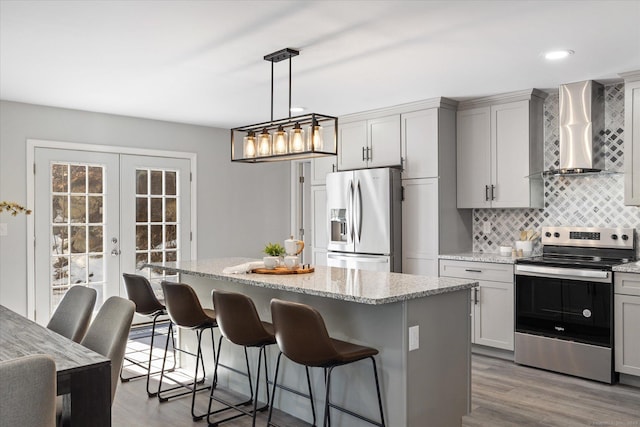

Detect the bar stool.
[
  {"left": 206, "top": 289, "right": 276, "bottom": 427},
  {"left": 159, "top": 281, "right": 218, "bottom": 421},
  {"left": 268, "top": 299, "right": 385, "bottom": 427},
  {"left": 120, "top": 273, "right": 176, "bottom": 397}
]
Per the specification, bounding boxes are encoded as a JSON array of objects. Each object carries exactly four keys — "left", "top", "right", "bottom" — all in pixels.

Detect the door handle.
[
  {"left": 485, "top": 185, "right": 490, "bottom": 201},
  {"left": 465, "top": 269, "right": 482, "bottom": 273},
  {"left": 491, "top": 184, "right": 496, "bottom": 201},
  {"left": 474, "top": 288, "right": 479, "bottom": 305},
  {"left": 367, "top": 147, "right": 371, "bottom": 161},
  {"left": 110, "top": 237, "right": 121, "bottom": 257},
  {"left": 362, "top": 147, "right": 366, "bottom": 162}
]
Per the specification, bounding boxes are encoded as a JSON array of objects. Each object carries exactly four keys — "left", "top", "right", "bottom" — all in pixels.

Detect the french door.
[{"left": 33, "top": 147, "right": 191, "bottom": 324}]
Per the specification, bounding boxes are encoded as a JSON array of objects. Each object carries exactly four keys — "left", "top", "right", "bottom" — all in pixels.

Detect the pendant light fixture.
[{"left": 231, "top": 48, "right": 338, "bottom": 163}]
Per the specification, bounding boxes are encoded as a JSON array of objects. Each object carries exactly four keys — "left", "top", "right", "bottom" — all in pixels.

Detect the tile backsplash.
[{"left": 473, "top": 83, "right": 640, "bottom": 256}]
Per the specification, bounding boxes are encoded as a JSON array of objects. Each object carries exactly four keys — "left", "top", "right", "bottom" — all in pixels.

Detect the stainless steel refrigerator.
[{"left": 326, "top": 167, "right": 402, "bottom": 272}]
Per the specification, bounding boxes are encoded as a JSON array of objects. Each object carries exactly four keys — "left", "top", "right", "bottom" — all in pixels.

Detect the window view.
[
  {"left": 135, "top": 168, "right": 180, "bottom": 294},
  {"left": 50, "top": 163, "right": 106, "bottom": 311}
]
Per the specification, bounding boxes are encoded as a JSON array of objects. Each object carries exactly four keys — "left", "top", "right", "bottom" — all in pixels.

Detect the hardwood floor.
[
  {"left": 114, "top": 335, "right": 640, "bottom": 426},
  {"left": 463, "top": 355, "right": 640, "bottom": 427}
]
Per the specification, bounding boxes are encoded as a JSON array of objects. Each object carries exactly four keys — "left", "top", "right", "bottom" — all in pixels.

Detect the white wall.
[{"left": 0, "top": 100, "right": 291, "bottom": 315}]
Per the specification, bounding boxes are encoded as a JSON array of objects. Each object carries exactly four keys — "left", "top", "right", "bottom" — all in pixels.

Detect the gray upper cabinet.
[
  {"left": 456, "top": 90, "right": 546, "bottom": 209},
  {"left": 621, "top": 71, "right": 640, "bottom": 206},
  {"left": 401, "top": 108, "right": 439, "bottom": 179},
  {"left": 337, "top": 114, "right": 401, "bottom": 170}
]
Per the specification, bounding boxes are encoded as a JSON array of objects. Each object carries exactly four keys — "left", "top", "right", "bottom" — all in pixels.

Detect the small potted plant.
[{"left": 263, "top": 242, "right": 285, "bottom": 269}]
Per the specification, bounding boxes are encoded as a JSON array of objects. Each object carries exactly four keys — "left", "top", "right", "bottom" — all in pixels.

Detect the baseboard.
[
  {"left": 472, "top": 344, "right": 514, "bottom": 361},
  {"left": 619, "top": 373, "right": 640, "bottom": 388}
]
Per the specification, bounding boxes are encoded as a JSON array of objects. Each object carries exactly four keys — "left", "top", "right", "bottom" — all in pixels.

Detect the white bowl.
[{"left": 499, "top": 246, "right": 512, "bottom": 256}]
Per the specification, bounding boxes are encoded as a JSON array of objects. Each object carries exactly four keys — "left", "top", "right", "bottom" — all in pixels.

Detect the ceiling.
[{"left": 1, "top": 0, "right": 639, "bottom": 129}]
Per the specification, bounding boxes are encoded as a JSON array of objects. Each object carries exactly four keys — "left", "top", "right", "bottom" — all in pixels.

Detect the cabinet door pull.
[
  {"left": 485, "top": 185, "right": 490, "bottom": 201},
  {"left": 362, "top": 146, "right": 366, "bottom": 161},
  {"left": 491, "top": 184, "right": 496, "bottom": 201},
  {"left": 465, "top": 269, "right": 482, "bottom": 273},
  {"left": 474, "top": 288, "right": 479, "bottom": 304},
  {"left": 367, "top": 147, "right": 372, "bottom": 161}
]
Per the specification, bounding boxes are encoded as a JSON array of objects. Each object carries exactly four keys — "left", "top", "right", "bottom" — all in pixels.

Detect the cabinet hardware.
[
  {"left": 362, "top": 146, "right": 366, "bottom": 161},
  {"left": 491, "top": 184, "right": 496, "bottom": 201},
  {"left": 485, "top": 185, "right": 490, "bottom": 201},
  {"left": 401, "top": 186, "right": 405, "bottom": 202},
  {"left": 465, "top": 269, "right": 482, "bottom": 273},
  {"left": 474, "top": 288, "right": 479, "bottom": 304},
  {"left": 367, "top": 147, "right": 372, "bottom": 161},
  {"left": 332, "top": 164, "right": 336, "bottom": 173}
]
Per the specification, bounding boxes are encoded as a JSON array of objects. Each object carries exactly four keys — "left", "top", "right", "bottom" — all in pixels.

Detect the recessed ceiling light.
[
  {"left": 290, "top": 106, "right": 305, "bottom": 113},
  {"left": 544, "top": 50, "right": 575, "bottom": 60}
]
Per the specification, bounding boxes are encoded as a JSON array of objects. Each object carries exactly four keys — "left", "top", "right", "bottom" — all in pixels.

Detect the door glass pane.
[
  {"left": 166, "top": 172, "right": 176, "bottom": 195},
  {"left": 49, "top": 162, "right": 107, "bottom": 314},
  {"left": 134, "top": 168, "right": 182, "bottom": 295}
]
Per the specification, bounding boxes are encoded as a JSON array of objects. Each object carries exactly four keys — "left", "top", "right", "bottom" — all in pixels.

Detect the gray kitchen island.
[{"left": 146, "top": 258, "right": 477, "bottom": 426}]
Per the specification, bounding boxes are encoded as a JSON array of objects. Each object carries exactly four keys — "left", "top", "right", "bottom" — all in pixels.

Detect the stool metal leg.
[
  {"left": 267, "top": 352, "right": 316, "bottom": 427},
  {"left": 324, "top": 358, "right": 386, "bottom": 427},
  {"left": 156, "top": 324, "right": 212, "bottom": 406},
  {"left": 206, "top": 338, "right": 263, "bottom": 427},
  {"left": 120, "top": 315, "right": 177, "bottom": 397}
]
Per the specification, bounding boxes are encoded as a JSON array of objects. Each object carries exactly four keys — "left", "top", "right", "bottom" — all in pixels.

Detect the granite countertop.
[
  {"left": 145, "top": 258, "right": 478, "bottom": 305},
  {"left": 613, "top": 261, "right": 640, "bottom": 274},
  {"left": 438, "top": 252, "right": 519, "bottom": 264}
]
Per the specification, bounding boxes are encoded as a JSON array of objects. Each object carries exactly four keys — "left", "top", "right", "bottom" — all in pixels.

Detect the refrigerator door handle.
[
  {"left": 348, "top": 180, "right": 354, "bottom": 242},
  {"left": 356, "top": 180, "right": 363, "bottom": 243}
]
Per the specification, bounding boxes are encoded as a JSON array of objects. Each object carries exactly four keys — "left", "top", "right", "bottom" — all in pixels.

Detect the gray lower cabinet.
[
  {"left": 614, "top": 272, "right": 640, "bottom": 376},
  {"left": 439, "top": 259, "right": 514, "bottom": 351}
]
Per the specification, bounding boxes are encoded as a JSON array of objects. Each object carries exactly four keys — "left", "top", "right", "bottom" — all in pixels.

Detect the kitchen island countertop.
[{"left": 146, "top": 257, "right": 477, "bottom": 305}]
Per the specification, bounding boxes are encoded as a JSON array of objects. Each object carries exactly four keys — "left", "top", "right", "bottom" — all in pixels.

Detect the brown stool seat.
[
  {"left": 120, "top": 273, "right": 175, "bottom": 397},
  {"left": 159, "top": 281, "right": 219, "bottom": 421},
  {"left": 331, "top": 339, "right": 379, "bottom": 365},
  {"left": 268, "top": 298, "right": 385, "bottom": 427},
  {"left": 207, "top": 289, "right": 277, "bottom": 427}
]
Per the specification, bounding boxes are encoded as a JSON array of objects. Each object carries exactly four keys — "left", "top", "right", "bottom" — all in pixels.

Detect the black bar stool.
[
  {"left": 159, "top": 281, "right": 218, "bottom": 421},
  {"left": 206, "top": 289, "right": 277, "bottom": 427},
  {"left": 268, "top": 299, "right": 385, "bottom": 427},
  {"left": 120, "top": 273, "right": 176, "bottom": 397}
]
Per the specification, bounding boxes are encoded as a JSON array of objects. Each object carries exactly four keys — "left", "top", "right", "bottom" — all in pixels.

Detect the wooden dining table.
[{"left": 0, "top": 304, "right": 111, "bottom": 426}]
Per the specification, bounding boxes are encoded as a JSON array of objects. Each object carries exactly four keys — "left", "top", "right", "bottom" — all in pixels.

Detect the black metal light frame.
[{"left": 230, "top": 48, "right": 338, "bottom": 163}]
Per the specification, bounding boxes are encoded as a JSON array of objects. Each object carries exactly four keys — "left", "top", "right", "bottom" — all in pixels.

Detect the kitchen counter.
[
  {"left": 613, "top": 261, "right": 640, "bottom": 273},
  {"left": 146, "top": 257, "right": 477, "bottom": 305},
  {"left": 439, "top": 252, "right": 519, "bottom": 264},
  {"left": 146, "top": 258, "right": 475, "bottom": 427}
]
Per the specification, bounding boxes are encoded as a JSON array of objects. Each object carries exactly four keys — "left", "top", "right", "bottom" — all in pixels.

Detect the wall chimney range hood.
[{"left": 545, "top": 80, "right": 606, "bottom": 176}]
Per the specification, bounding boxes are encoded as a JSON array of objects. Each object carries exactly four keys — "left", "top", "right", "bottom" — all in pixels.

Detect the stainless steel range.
[{"left": 514, "top": 226, "right": 636, "bottom": 384}]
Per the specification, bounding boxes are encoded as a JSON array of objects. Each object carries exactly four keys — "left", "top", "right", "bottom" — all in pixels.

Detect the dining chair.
[
  {"left": 0, "top": 354, "right": 57, "bottom": 427},
  {"left": 46, "top": 285, "right": 97, "bottom": 343},
  {"left": 58, "top": 296, "right": 135, "bottom": 426}
]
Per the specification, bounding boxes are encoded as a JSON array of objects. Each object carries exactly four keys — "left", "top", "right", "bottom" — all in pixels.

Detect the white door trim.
[{"left": 26, "top": 138, "right": 198, "bottom": 320}]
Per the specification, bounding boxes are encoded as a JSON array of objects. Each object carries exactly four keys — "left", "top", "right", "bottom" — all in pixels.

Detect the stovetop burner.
[{"left": 516, "top": 254, "right": 630, "bottom": 270}]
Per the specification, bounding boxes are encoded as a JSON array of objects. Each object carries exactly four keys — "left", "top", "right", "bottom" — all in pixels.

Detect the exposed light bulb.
[
  {"left": 289, "top": 123, "right": 305, "bottom": 152},
  {"left": 273, "top": 126, "right": 288, "bottom": 154},
  {"left": 258, "top": 128, "right": 272, "bottom": 156},
  {"left": 243, "top": 131, "right": 256, "bottom": 158}
]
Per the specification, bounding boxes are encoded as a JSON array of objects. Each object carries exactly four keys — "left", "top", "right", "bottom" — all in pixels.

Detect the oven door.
[{"left": 515, "top": 265, "right": 612, "bottom": 347}]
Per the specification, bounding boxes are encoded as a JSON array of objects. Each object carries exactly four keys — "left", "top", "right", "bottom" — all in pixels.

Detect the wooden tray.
[{"left": 251, "top": 266, "right": 315, "bottom": 275}]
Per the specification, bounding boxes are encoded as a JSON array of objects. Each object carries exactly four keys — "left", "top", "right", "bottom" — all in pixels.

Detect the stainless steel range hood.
[{"left": 547, "top": 80, "right": 605, "bottom": 175}]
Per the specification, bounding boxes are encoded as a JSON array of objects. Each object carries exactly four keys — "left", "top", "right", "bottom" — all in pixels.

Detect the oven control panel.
[{"left": 541, "top": 226, "right": 636, "bottom": 249}]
